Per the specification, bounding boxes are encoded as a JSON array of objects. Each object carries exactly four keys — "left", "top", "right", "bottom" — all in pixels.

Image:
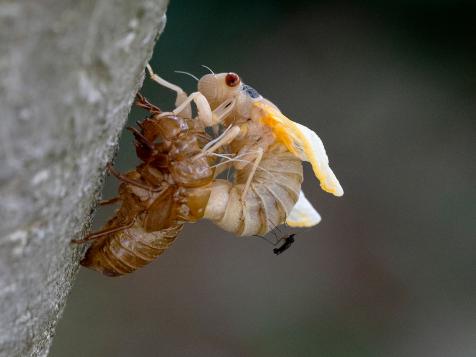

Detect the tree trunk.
[{"left": 0, "top": 1, "right": 168, "bottom": 356}]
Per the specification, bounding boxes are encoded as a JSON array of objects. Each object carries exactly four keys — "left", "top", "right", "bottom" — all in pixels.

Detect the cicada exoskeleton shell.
[{"left": 78, "top": 96, "right": 217, "bottom": 277}]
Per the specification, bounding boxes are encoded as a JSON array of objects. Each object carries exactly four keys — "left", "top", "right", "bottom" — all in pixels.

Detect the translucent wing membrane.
[
  {"left": 286, "top": 191, "right": 322, "bottom": 227},
  {"left": 254, "top": 102, "right": 344, "bottom": 197}
]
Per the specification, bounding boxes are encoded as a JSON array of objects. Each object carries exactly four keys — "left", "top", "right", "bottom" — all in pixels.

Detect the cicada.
[
  {"left": 147, "top": 65, "right": 343, "bottom": 237},
  {"left": 76, "top": 65, "right": 344, "bottom": 277}
]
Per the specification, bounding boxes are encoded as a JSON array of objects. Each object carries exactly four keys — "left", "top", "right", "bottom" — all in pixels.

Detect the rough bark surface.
[{"left": 0, "top": 1, "right": 168, "bottom": 356}]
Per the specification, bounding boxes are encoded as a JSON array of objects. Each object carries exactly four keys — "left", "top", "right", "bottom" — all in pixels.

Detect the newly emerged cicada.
[
  {"left": 76, "top": 65, "right": 344, "bottom": 277},
  {"left": 147, "top": 65, "right": 343, "bottom": 236}
]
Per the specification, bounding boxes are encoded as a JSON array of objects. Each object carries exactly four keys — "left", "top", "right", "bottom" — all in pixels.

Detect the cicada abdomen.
[
  {"left": 82, "top": 221, "right": 184, "bottom": 277},
  {"left": 79, "top": 175, "right": 185, "bottom": 276},
  {"left": 204, "top": 143, "right": 303, "bottom": 236}
]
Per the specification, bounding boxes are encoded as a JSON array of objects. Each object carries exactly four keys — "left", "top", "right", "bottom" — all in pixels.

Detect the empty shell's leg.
[
  {"left": 127, "top": 126, "right": 155, "bottom": 151},
  {"left": 135, "top": 93, "right": 161, "bottom": 114},
  {"left": 98, "top": 197, "right": 121, "bottom": 206},
  {"left": 106, "top": 163, "right": 164, "bottom": 192},
  {"left": 72, "top": 219, "right": 136, "bottom": 244}
]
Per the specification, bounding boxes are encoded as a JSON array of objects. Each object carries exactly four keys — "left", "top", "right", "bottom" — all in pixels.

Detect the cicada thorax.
[
  {"left": 134, "top": 114, "right": 215, "bottom": 186},
  {"left": 80, "top": 111, "right": 216, "bottom": 276}
]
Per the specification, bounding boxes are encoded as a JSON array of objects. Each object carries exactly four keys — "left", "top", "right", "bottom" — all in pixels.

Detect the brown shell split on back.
[{"left": 79, "top": 96, "right": 216, "bottom": 277}]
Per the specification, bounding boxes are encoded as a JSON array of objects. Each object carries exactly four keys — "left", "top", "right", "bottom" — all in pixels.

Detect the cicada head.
[{"left": 198, "top": 72, "right": 242, "bottom": 108}]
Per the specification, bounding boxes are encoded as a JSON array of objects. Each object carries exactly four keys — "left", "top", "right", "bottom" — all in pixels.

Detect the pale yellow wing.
[
  {"left": 286, "top": 191, "right": 321, "bottom": 227},
  {"left": 254, "top": 101, "right": 344, "bottom": 196}
]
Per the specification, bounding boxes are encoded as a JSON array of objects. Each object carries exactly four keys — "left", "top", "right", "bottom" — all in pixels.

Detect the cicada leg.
[
  {"left": 71, "top": 218, "right": 137, "bottom": 244},
  {"left": 146, "top": 64, "right": 191, "bottom": 118},
  {"left": 135, "top": 93, "right": 161, "bottom": 114},
  {"left": 240, "top": 147, "right": 263, "bottom": 200},
  {"left": 198, "top": 126, "right": 241, "bottom": 158},
  {"left": 158, "top": 91, "right": 212, "bottom": 125},
  {"left": 106, "top": 163, "right": 164, "bottom": 192},
  {"left": 126, "top": 126, "right": 155, "bottom": 151},
  {"left": 147, "top": 64, "right": 235, "bottom": 127},
  {"left": 98, "top": 197, "right": 121, "bottom": 206}
]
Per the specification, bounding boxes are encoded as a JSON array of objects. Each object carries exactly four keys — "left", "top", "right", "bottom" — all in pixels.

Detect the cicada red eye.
[{"left": 225, "top": 72, "right": 240, "bottom": 87}]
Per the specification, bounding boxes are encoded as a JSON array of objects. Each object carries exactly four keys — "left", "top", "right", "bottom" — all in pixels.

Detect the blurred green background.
[{"left": 51, "top": 0, "right": 475, "bottom": 356}]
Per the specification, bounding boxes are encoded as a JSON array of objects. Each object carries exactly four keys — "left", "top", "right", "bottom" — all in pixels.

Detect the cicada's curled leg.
[{"left": 158, "top": 91, "right": 212, "bottom": 125}]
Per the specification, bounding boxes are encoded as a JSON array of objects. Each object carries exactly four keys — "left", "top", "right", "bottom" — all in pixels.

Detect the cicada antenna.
[
  {"left": 201, "top": 65, "right": 215, "bottom": 75},
  {"left": 174, "top": 70, "right": 199, "bottom": 82}
]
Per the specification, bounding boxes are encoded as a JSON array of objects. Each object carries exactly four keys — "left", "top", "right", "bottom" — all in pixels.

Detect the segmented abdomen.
[
  {"left": 204, "top": 143, "right": 303, "bottom": 236},
  {"left": 81, "top": 222, "right": 183, "bottom": 277}
]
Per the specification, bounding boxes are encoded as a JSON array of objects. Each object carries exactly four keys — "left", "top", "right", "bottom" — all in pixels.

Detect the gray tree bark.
[{"left": 0, "top": 1, "right": 168, "bottom": 356}]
